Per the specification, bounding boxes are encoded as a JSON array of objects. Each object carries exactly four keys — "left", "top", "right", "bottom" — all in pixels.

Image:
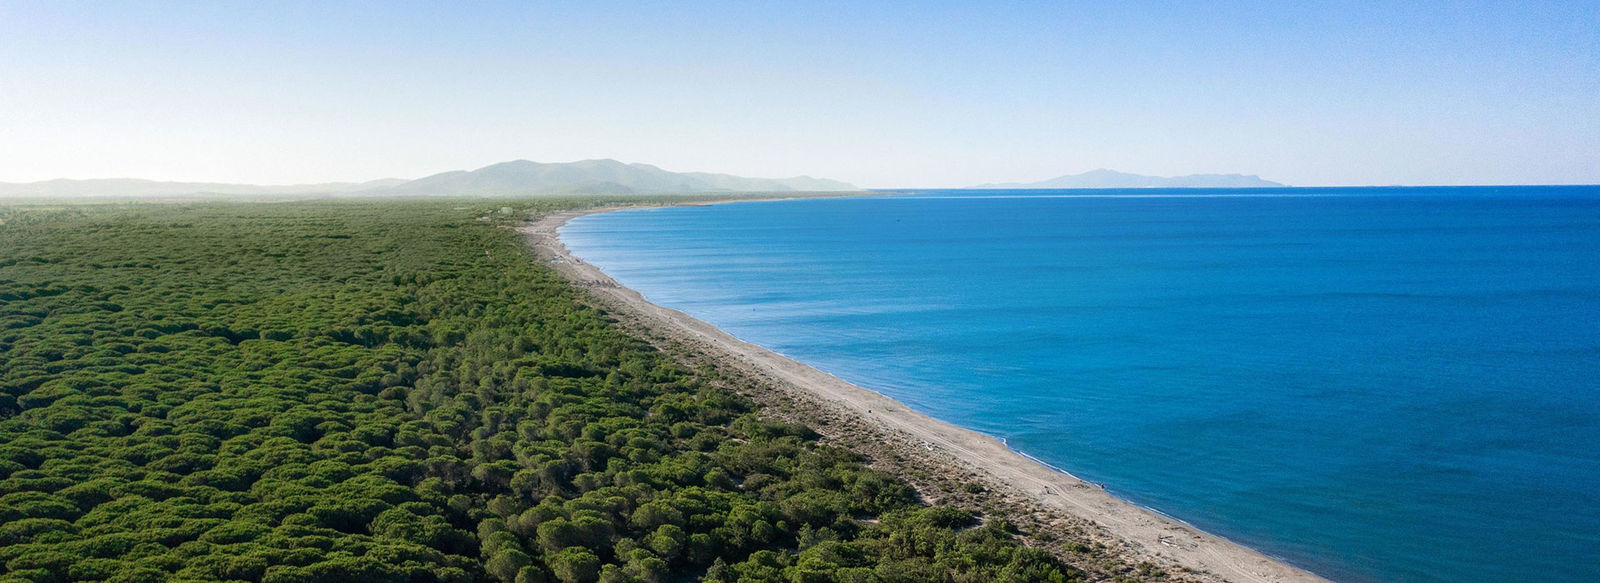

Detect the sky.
[{"left": 1, "top": 1, "right": 1596, "bottom": 188}]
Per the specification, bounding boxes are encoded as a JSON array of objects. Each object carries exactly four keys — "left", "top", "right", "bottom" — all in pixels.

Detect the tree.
[{"left": 547, "top": 547, "right": 601, "bottom": 583}]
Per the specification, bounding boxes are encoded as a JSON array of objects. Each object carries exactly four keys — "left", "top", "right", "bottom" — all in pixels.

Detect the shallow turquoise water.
[{"left": 561, "top": 188, "right": 1600, "bottom": 583}]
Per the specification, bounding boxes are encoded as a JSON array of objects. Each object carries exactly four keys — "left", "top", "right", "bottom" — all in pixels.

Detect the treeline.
[{"left": 0, "top": 200, "right": 1076, "bottom": 582}]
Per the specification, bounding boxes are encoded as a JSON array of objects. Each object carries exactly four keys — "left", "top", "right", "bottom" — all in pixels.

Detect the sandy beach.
[{"left": 519, "top": 204, "right": 1333, "bottom": 583}]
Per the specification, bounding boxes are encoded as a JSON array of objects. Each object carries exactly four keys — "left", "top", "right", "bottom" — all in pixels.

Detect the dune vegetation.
[{"left": 0, "top": 199, "right": 1074, "bottom": 583}]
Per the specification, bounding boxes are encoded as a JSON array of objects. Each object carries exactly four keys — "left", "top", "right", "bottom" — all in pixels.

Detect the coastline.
[{"left": 518, "top": 202, "right": 1333, "bottom": 583}]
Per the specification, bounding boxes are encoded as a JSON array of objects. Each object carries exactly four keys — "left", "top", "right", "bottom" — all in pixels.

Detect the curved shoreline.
[{"left": 519, "top": 202, "right": 1333, "bottom": 583}]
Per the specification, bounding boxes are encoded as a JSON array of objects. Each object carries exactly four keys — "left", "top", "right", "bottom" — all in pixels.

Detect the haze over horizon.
[{"left": 2, "top": 1, "right": 1596, "bottom": 188}]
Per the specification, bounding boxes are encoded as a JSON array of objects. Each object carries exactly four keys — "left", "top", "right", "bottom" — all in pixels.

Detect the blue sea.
[{"left": 560, "top": 187, "right": 1600, "bottom": 583}]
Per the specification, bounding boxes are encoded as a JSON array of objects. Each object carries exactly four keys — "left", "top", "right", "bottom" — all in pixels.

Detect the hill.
[
  {"left": 974, "top": 169, "right": 1284, "bottom": 189},
  {"left": 376, "top": 159, "right": 857, "bottom": 196}
]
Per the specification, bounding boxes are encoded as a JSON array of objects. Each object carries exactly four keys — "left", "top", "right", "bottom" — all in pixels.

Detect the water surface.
[{"left": 562, "top": 187, "right": 1600, "bottom": 583}]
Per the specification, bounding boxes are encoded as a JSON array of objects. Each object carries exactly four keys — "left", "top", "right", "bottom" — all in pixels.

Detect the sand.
[{"left": 518, "top": 204, "right": 1333, "bottom": 583}]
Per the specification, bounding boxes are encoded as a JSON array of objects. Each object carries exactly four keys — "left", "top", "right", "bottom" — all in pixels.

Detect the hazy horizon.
[{"left": 3, "top": 2, "right": 1596, "bottom": 188}]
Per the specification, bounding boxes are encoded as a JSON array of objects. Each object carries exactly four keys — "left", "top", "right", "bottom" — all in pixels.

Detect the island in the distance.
[{"left": 973, "top": 168, "right": 1285, "bottom": 189}]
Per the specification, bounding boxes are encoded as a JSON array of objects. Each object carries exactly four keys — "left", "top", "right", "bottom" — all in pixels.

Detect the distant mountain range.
[
  {"left": 0, "top": 178, "right": 408, "bottom": 198},
  {"left": 0, "top": 159, "right": 859, "bottom": 198},
  {"left": 973, "top": 169, "right": 1284, "bottom": 189}
]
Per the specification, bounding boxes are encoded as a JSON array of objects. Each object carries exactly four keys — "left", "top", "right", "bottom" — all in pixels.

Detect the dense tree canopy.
[{"left": 0, "top": 200, "right": 1077, "bottom": 582}]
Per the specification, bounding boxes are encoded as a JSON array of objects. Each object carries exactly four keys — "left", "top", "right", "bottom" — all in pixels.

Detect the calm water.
[{"left": 561, "top": 187, "right": 1600, "bottom": 583}]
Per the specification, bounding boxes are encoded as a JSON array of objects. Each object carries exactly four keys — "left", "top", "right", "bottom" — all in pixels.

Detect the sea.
[{"left": 559, "top": 187, "right": 1600, "bottom": 583}]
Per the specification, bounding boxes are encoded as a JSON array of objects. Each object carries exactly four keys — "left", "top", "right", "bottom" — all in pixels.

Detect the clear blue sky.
[{"left": 2, "top": 1, "right": 1596, "bottom": 187}]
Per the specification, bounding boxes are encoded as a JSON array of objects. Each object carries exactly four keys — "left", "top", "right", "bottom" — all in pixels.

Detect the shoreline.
[{"left": 518, "top": 201, "right": 1333, "bottom": 583}]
